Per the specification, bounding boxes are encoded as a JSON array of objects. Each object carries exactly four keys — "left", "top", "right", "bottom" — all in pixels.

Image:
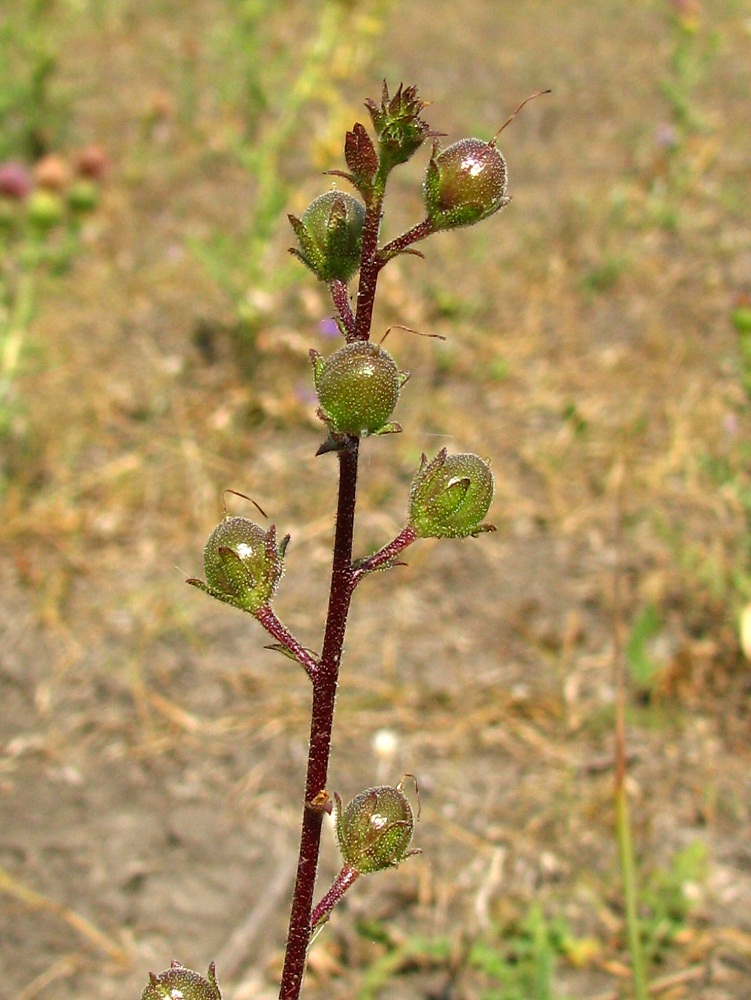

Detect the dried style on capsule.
[{"left": 423, "top": 89, "right": 550, "bottom": 231}]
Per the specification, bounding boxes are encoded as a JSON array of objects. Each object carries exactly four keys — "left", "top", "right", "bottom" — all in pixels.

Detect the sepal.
[{"left": 344, "top": 121, "right": 379, "bottom": 194}]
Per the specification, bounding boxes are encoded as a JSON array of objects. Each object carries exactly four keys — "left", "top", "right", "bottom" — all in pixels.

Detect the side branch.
[
  {"left": 379, "top": 218, "right": 434, "bottom": 262},
  {"left": 329, "top": 278, "right": 355, "bottom": 338},
  {"left": 352, "top": 524, "right": 418, "bottom": 584},
  {"left": 255, "top": 606, "right": 319, "bottom": 681}
]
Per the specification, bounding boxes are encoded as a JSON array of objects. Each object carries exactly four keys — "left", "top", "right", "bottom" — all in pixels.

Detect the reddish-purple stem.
[
  {"left": 278, "top": 161, "right": 392, "bottom": 1000},
  {"left": 379, "top": 218, "right": 434, "bottom": 261},
  {"left": 329, "top": 278, "right": 355, "bottom": 338},
  {"left": 353, "top": 525, "right": 418, "bottom": 583},
  {"left": 310, "top": 865, "right": 360, "bottom": 931},
  {"left": 352, "top": 184, "right": 385, "bottom": 341},
  {"left": 277, "top": 443, "right": 359, "bottom": 1000},
  {"left": 255, "top": 606, "right": 319, "bottom": 681},
  {"left": 353, "top": 215, "right": 432, "bottom": 342}
]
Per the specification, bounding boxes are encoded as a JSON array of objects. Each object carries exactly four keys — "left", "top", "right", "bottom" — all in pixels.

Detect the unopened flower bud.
[
  {"left": 142, "top": 962, "right": 221, "bottom": 1000},
  {"left": 335, "top": 784, "right": 416, "bottom": 874},
  {"left": 365, "top": 81, "right": 432, "bottom": 170},
  {"left": 288, "top": 191, "right": 365, "bottom": 283},
  {"left": 409, "top": 449, "right": 495, "bottom": 538},
  {"left": 424, "top": 138, "right": 509, "bottom": 230},
  {"left": 187, "top": 516, "right": 288, "bottom": 614},
  {"left": 311, "top": 341, "right": 409, "bottom": 438}
]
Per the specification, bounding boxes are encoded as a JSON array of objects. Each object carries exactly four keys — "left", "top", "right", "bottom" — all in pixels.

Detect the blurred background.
[{"left": 2, "top": 1, "right": 750, "bottom": 997}]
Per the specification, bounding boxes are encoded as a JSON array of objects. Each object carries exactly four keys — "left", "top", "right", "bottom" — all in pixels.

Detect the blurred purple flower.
[
  {"left": 654, "top": 123, "right": 678, "bottom": 149},
  {"left": 0, "top": 161, "right": 33, "bottom": 200},
  {"left": 295, "top": 381, "right": 318, "bottom": 406},
  {"left": 723, "top": 413, "right": 739, "bottom": 436},
  {"left": 318, "top": 316, "right": 340, "bottom": 339}
]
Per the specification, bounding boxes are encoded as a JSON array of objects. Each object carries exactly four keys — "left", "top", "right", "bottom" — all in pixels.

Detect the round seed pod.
[
  {"left": 141, "top": 962, "right": 222, "bottom": 1000},
  {"left": 197, "top": 516, "right": 285, "bottom": 613},
  {"left": 409, "top": 449, "right": 495, "bottom": 538},
  {"left": 314, "top": 341, "right": 404, "bottom": 437},
  {"left": 336, "top": 784, "right": 415, "bottom": 875},
  {"left": 424, "top": 137, "right": 508, "bottom": 230},
  {"left": 290, "top": 190, "right": 365, "bottom": 283}
]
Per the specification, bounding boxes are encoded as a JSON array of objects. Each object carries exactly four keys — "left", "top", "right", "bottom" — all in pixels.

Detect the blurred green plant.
[
  {"left": 1, "top": 158, "right": 106, "bottom": 494},
  {"left": 639, "top": 841, "right": 706, "bottom": 968},
  {"left": 579, "top": 255, "right": 627, "bottom": 296},
  {"left": 732, "top": 298, "right": 751, "bottom": 402},
  {"left": 354, "top": 905, "right": 589, "bottom": 1000},
  {"left": 626, "top": 603, "right": 664, "bottom": 698},
  {"left": 0, "top": 0, "right": 69, "bottom": 162},
  {"left": 642, "top": 1, "right": 719, "bottom": 229},
  {"left": 469, "top": 906, "right": 571, "bottom": 1000}
]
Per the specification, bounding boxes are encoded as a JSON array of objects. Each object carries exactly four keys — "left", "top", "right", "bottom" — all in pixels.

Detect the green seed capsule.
[
  {"left": 289, "top": 191, "right": 365, "bottom": 283},
  {"left": 311, "top": 341, "right": 408, "bottom": 437},
  {"left": 409, "top": 449, "right": 495, "bottom": 538},
  {"left": 142, "top": 962, "right": 222, "bottom": 1000},
  {"left": 187, "top": 516, "right": 287, "bottom": 614},
  {"left": 424, "top": 137, "right": 509, "bottom": 230},
  {"left": 336, "top": 784, "right": 415, "bottom": 874}
]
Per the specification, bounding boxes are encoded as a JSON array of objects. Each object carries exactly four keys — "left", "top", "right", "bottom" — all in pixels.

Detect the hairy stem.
[
  {"left": 352, "top": 172, "right": 386, "bottom": 341},
  {"left": 311, "top": 865, "right": 360, "bottom": 931},
  {"left": 353, "top": 524, "right": 417, "bottom": 582},
  {"left": 279, "top": 155, "right": 387, "bottom": 1000},
  {"left": 255, "top": 606, "right": 319, "bottom": 680},
  {"left": 329, "top": 278, "right": 355, "bottom": 338},
  {"left": 379, "top": 218, "right": 434, "bottom": 262},
  {"left": 278, "top": 443, "right": 359, "bottom": 1000}
]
